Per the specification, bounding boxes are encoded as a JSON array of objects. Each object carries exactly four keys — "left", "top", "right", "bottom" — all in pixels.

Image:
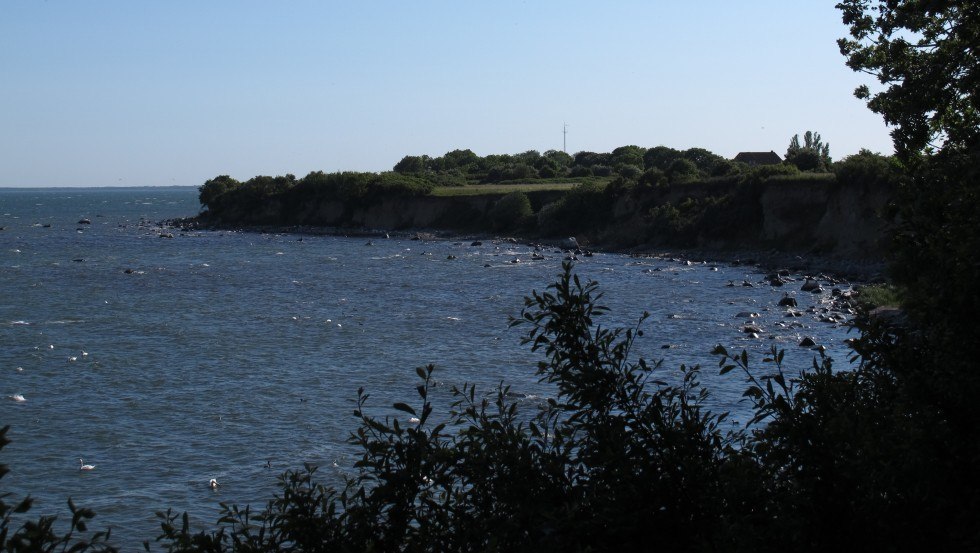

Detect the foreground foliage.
[{"left": 133, "top": 259, "right": 970, "bottom": 552}]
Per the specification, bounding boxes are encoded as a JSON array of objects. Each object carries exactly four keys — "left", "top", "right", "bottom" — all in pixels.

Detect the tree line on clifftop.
[
  {"left": 4, "top": 1, "right": 980, "bottom": 550},
  {"left": 195, "top": 139, "right": 904, "bottom": 250}
]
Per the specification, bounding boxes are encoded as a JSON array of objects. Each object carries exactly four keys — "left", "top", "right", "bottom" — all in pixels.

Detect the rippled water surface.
[{"left": 0, "top": 187, "right": 859, "bottom": 548}]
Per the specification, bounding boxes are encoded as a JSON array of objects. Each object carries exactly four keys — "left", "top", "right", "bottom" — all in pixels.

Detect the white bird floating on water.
[
  {"left": 209, "top": 478, "right": 219, "bottom": 489},
  {"left": 78, "top": 459, "right": 95, "bottom": 471},
  {"left": 8, "top": 394, "right": 26, "bottom": 403}
]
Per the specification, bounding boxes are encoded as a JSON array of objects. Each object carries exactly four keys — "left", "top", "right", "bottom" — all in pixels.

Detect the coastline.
[{"left": 165, "top": 215, "right": 888, "bottom": 283}]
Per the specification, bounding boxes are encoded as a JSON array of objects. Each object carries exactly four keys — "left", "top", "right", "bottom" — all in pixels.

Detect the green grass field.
[{"left": 430, "top": 182, "right": 593, "bottom": 197}]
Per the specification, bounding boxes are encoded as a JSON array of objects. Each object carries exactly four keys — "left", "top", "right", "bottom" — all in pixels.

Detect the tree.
[
  {"left": 642, "top": 145, "right": 682, "bottom": 171},
  {"left": 488, "top": 191, "right": 533, "bottom": 231},
  {"left": 833, "top": 149, "right": 904, "bottom": 188},
  {"left": 198, "top": 175, "right": 240, "bottom": 211},
  {"left": 836, "top": 2, "right": 980, "bottom": 545},
  {"left": 638, "top": 167, "right": 668, "bottom": 190},
  {"left": 682, "top": 147, "right": 724, "bottom": 173},
  {"left": 610, "top": 145, "right": 645, "bottom": 168},
  {"left": 837, "top": 0, "right": 980, "bottom": 335},
  {"left": 784, "top": 131, "right": 831, "bottom": 171},
  {"left": 514, "top": 150, "right": 542, "bottom": 166},
  {"left": 572, "top": 151, "right": 609, "bottom": 168},
  {"left": 441, "top": 149, "right": 479, "bottom": 171},
  {"left": 543, "top": 149, "right": 573, "bottom": 169},
  {"left": 837, "top": 0, "right": 980, "bottom": 159},
  {"left": 393, "top": 155, "right": 429, "bottom": 174},
  {"left": 666, "top": 158, "right": 700, "bottom": 184}
]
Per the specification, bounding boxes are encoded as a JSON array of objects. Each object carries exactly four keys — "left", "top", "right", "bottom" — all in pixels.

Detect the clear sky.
[{"left": 1, "top": 1, "right": 893, "bottom": 187}]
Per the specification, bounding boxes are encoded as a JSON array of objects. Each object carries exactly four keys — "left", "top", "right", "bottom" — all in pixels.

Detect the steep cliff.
[{"left": 201, "top": 178, "right": 893, "bottom": 261}]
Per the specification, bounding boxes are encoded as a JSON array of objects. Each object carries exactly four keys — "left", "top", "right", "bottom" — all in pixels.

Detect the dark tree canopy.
[
  {"left": 785, "top": 131, "right": 832, "bottom": 171},
  {"left": 837, "top": 0, "right": 980, "bottom": 158}
]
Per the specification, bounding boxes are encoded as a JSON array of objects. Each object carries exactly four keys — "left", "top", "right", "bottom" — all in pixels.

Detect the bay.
[{"left": 0, "top": 186, "right": 857, "bottom": 548}]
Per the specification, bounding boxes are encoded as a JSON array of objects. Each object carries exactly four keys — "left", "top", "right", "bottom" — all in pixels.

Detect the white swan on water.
[{"left": 78, "top": 458, "right": 95, "bottom": 471}]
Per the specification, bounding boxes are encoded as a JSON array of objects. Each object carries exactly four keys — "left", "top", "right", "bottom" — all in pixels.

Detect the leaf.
[
  {"left": 773, "top": 373, "right": 786, "bottom": 388},
  {"left": 13, "top": 497, "right": 32, "bottom": 513},
  {"left": 393, "top": 402, "right": 417, "bottom": 416},
  {"left": 719, "top": 364, "right": 736, "bottom": 376}
]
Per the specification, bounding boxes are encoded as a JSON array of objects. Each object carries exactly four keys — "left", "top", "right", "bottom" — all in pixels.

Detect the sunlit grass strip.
[
  {"left": 855, "top": 283, "right": 904, "bottom": 310},
  {"left": 430, "top": 182, "right": 580, "bottom": 196}
]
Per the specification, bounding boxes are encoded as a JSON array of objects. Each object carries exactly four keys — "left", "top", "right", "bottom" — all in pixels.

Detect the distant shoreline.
[
  {"left": 0, "top": 185, "right": 199, "bottom": 191},
  {"left": 166, "top": 215, "right": 887, "bottom": 283}
]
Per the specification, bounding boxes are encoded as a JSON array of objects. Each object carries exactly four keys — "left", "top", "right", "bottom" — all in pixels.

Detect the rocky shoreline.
[{"left": 164, "top": 215, "right": 888, "bottom": 284}]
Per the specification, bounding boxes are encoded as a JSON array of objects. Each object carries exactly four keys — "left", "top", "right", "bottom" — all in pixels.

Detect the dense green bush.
[
  {"left": 488, "top": 191, "right": 533, "bottom": 232},
  {"left": 300, "top": 171, "right": 433, "bottom": 204},
  {"left": 666, "top": 158, "right": 700, "bottom": 184},
  {"left": 833, "top": 149, "right": 904, "bottom": 189},
  {"left": 535, "top": 182, "right": 612, "bottom": 236},
  {"left": 199, "top": 175, "right": 241, "bottom": 212}
]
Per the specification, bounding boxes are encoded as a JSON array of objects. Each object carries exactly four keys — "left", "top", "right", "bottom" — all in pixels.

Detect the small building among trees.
[{"left": 734, "top": 151, "right": 782, "bottom": 166}]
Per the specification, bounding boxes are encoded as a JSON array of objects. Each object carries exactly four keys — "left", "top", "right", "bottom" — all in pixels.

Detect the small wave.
[{"left": 9, "top": 320, "right": 31, "bottom": 325}]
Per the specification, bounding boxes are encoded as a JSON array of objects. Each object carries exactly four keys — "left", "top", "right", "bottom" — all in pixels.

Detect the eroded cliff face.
[
  {"left": 206, "top": 180, "right": 892, "bottom": 261},
  {"left": 282, "top": 195, "right": 495, "bottom": 230},
  {"left": 350, "top": 196, "right": 495, "bottom": 230},
  {"left": 759, "top": 180, "right": 892, "bottom": 257}
]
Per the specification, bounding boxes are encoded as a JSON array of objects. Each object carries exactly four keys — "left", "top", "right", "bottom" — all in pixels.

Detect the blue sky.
[{"left": 1, "top": 1, "right": 892, "bottom": 187}]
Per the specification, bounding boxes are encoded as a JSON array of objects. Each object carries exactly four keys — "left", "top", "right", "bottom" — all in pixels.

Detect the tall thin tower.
[{"left": 563, "top": 123, "right": 568, "bottom": 153}]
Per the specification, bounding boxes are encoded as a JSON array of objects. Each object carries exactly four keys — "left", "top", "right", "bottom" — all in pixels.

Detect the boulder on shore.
[{"left": 778, "top": 295, "right": 798, "bottom": 307}]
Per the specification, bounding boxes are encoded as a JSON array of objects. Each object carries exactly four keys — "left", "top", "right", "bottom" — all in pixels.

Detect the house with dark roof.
[{"left": 734, "top": 151, "right": 782, "bottom": 166}]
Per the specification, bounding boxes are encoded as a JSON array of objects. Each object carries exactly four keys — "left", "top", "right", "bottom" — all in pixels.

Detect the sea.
[{"left": 0, "top": 186, "right": 859, "bottom": 549}]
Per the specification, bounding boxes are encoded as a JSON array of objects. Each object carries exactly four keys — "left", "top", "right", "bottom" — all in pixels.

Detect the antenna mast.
[{"left": 563, "top": 123, "right": 568, "bottom": 153}]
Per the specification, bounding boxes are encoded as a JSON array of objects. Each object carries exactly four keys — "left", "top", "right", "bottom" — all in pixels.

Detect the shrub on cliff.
[
  {"left": 281, "top": 171, "right": 432, "bottom": 212},
  {"left": 488, "top": 191, "right": 534, "bottom": 232},
  {"left": 666, "top": 158, "right": 700, "bottom": 184},
  {"left": 199, "top": 175, "right": 241, "bottom": 212},
  {"left": 536, "top": 182, "right": 612, "bottom": 236},
  {"left": 203, "top": 174, "right": 296, "bottom": 222},
  {"left": 833, "top": 149, "right": 904, "bottom": 190}
]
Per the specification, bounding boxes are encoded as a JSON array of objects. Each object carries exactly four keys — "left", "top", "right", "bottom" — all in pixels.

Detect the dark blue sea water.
[{"left": 0, "top": 187, "right": 858, "bottom": 549}]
